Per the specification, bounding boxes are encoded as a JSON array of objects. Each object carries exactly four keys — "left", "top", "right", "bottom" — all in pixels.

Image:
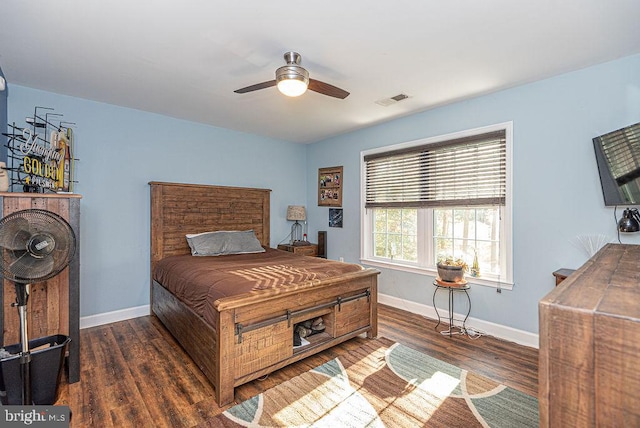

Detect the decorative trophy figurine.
[{"left": 470, "top": 248, "right": 480, "bottom": 277}]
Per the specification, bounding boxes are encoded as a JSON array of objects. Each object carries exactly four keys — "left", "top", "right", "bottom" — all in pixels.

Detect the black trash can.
[{"left": 0, "top": 334, "right": 70, "bottom": 405}]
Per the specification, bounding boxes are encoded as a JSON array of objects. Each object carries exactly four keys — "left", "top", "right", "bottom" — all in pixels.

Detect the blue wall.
[
  {"left": 5, "top": 53, "right": 640, "bottom": 333},
  {"left": 306, "top": 53, "right": 640, "bottom": 333},
  {"left": 7, "top": 87, "right": 308, "bottom": 317},
  {"left": 0, "top": 66, "right": 6, "bottom": 163}
]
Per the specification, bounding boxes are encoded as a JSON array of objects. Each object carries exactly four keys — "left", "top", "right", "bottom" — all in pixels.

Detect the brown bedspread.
[{"left": 153, "top": 247, "right": 364, "bottom": 330}]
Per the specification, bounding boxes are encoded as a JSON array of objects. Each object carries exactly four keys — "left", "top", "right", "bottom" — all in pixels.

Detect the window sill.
[{"left": 360, "top": 257, "right": 514, "bottom": 290}]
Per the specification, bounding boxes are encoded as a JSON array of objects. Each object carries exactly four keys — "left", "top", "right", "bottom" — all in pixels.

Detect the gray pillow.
[{"left": 186, "top": 230, "right": 266, "bottom": 256}]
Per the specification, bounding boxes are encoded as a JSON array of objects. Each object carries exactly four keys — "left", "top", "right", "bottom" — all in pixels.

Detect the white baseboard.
[
  {"left": 378, "top": 293, "right": 539, "bottom": 349},
  {"left": 80, "top": 304, "right": 150, "bottom": 329},
  {"left": 79, "top": 295, "right": 539, "bottom": 349}
]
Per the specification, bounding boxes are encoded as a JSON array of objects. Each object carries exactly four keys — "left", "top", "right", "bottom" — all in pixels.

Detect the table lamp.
[
  {"left": 287, "top": 205, "right": 306, "bottom": 244},
  {"left": 618, "top": 208, "right": 640, "bottom": 233}
]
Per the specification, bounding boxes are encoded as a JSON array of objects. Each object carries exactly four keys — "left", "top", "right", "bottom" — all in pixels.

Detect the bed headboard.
[{"left": 149, "top": 182, "right": 271, "bottom": 269}]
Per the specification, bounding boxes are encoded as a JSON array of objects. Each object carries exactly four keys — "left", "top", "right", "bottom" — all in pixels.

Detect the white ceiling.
[{"left": 1, "top": 1, "right": 639, "bottom": 144}]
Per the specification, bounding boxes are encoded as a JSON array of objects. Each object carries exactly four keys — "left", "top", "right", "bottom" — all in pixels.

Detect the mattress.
[{"left": 153, "top": 247, "right": 364, "bottom": 329}]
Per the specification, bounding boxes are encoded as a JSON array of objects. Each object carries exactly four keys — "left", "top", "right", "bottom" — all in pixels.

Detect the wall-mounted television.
[{"left": 593, "top": 121, "right": 640, "bottom": 206}]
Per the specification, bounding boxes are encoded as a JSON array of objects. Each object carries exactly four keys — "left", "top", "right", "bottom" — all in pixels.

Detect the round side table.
[{"left": 432, "top": 279, "right": 471, "bottom": 336}]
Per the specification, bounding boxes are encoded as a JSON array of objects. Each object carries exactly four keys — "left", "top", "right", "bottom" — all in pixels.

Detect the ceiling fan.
[{"left": 234, "top": 52, "right": 349, "bottom": 99}]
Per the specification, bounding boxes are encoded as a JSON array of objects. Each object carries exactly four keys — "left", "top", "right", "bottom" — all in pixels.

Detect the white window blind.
[{"left": 365, "top": 130, "right": 506, "bottom": 208}]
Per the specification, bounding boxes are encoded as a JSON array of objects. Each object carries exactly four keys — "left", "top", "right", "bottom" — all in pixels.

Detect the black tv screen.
[{"left": 593, "top": 122, "right": 640, "bottom": 206}]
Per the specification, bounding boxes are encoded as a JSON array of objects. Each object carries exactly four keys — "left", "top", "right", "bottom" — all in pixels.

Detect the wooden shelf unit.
[{"left": 0, "top": 192, "right": 81, "bottom": 383}]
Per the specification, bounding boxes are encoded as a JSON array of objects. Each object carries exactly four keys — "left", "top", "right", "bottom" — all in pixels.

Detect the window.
[
  {"left": 373, "top": 208, "right": 417, "bottom": 261},
  {"left": 361, "top": 123, "right": 512, "bottom": 288},
  {"left": 433, "top": 207, "right": 502, "bottom": 277}
]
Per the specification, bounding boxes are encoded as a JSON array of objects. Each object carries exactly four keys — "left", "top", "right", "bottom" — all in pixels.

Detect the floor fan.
[{"left": 0, "top": 209, "right": 76, "bottom": 405}]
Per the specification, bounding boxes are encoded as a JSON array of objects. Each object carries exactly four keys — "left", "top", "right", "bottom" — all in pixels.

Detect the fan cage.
[{"left": 0, "top": 209, "right": 76, "bottom": 283}]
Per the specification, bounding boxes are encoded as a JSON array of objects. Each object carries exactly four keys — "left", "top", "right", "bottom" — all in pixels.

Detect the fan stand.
[
  {"left": 0, "top": 208, "right": 76, "bottom": 406},
  {"left": 13, "top": 282, "right": 32, "bottom": 405}
]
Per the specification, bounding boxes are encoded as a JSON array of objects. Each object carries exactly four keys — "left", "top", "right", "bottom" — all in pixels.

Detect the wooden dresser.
[
  {"left": 539, "top": 244, "right": 640, "bottom": 426},
  {"left": 0, "top": 192, "right": 81, "bottom": 383}
]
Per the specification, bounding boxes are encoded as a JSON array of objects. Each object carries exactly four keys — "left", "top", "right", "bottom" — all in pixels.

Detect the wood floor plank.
[{"left": 53, "top": 304, "right": 537, "bottom": 427}]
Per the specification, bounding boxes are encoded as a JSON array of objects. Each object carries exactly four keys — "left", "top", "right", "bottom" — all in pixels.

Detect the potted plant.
[{"left": 437, "top": 255, "right": 468, "bottom": 283}]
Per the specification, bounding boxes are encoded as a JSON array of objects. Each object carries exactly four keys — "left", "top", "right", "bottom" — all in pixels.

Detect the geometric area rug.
[{"left": 200, "top": 338, "right": 538, "bottom": 427}]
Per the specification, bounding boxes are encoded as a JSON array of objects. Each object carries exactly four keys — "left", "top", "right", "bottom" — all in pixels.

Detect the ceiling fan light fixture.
[
  {"left": 276, "top": 65, "right": 309, "bottom": 97},
  {"left": 277, "top": 78, "right": 307, "bottom": 97},
  {"left": 234, "top": 51, "right": 348, "bottom": 99}
]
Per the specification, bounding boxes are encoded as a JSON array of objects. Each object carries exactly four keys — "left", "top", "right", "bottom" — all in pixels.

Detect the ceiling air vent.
[{"left": 375, "top": 93, "right": 410, "bottom": 107}]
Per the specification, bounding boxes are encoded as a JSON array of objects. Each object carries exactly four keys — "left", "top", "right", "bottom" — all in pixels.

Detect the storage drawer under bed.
[
  {"left": 234, "top": 320, "right": 293, "bottom": 376},
  {"left": 233, "top": 289, "right": 371, "bottom": 376},
  {"left": 332, "top": 294, "right": 371, "bottom": 337}
]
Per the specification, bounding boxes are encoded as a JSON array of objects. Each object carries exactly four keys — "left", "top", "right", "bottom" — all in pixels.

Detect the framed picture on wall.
[
  {"left": 318, "top": 166, "right": 343, "bottom": 207},
  {"left": 329, "top": 208, "right": 343, "bottom": 228}
]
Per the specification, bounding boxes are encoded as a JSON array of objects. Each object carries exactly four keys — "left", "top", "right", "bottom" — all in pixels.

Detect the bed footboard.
[{"left": 152, "top": 268, "right": 378, "bottom": 406}]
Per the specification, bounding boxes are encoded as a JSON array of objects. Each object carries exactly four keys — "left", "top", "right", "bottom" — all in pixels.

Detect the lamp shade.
[
  {"left": 277, "top": 78, "right": 307, "bottom": 97},
  {"left": 286, "top": 205, "right": 306, "bottom": 221},
  {"left": 276, "top": 64, "right": 309, "bottom": 97}
]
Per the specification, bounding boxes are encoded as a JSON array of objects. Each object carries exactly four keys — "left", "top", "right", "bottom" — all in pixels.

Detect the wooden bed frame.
[{"left": 149, "top": 182, "right": 379, "bottom": 406}]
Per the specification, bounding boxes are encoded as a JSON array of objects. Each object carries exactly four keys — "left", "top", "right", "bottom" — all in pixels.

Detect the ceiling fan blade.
[
  {"left": 234, "top": 80, "right": 277, "bottom": 94},
  {"left": 0, "top": 218, "right": 31, "bottom": 250},
  {"left": 308, "top": 79, "right": 350, "bottom": 99}
]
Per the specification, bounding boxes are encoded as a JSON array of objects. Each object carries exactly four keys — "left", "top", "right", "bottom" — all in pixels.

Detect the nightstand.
[
  {"left": 552, "top": 268, "right": 576, "bottom": 286},
  {"left": 277, "top": 244, "right": 319, "bottom": 257}
]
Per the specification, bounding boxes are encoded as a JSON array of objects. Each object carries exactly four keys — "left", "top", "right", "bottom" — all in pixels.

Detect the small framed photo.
[
  {"left": 318, "top": 166, "right": 343, "bottom": 207},
  {"left": 329, "top": 208, "right": 343, "bottom": 228}
]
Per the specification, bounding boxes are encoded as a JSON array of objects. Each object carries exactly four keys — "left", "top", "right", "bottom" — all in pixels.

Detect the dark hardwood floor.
[{"left": 55, "top": 304, "right": 538, "bottom": 427}]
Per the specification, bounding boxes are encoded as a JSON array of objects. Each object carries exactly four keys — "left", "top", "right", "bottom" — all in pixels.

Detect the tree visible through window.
[
  {"left": 373, "top": 208, "right": 417, "bottom": 261},
  {"left": 434, "top": 208, "right": 501, "bottom": 276}
]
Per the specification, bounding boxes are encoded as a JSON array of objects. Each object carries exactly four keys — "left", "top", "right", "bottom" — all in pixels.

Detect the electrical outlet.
[{"left": 339, "top": 257, "right": 344, "bottom": 262}]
